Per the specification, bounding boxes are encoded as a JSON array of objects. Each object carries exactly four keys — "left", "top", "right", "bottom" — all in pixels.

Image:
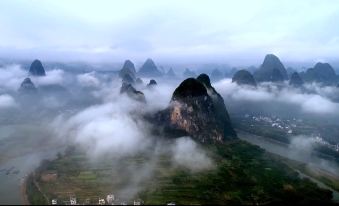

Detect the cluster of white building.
[
  {"left": 312, "top": 136, "right": 339, "bottom": 152},
  {"left": 246, "top": 114, "right": 297, "bottom": 134},
  {"left": 51, "top": 194, "right": 143, "bottom": 205},
  {"left": 245, "top": 114, "right": 339, "bottom": 153}
]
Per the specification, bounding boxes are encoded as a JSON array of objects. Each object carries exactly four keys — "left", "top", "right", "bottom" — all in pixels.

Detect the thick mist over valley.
[
  {"left": 0, "top": 55, "right": 339, "bottom": 204},
  {"left": 1, "top": 0, "right": 339, "bottom": 204}
]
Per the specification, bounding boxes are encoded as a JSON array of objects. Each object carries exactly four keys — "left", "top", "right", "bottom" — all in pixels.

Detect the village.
[
  {"left": 35, "top": 169, "right": 176, "bottom": 205},
  {"left": 243, "top": 114, "right": 339, "bottom": 152},
  {"left": 50, "top": 194, "right": 143, "bottom": 205},
  {"left": 50, "top": 194, "right": 177, "bottom": 205}
]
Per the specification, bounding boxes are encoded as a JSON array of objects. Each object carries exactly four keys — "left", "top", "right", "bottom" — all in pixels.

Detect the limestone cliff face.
[
  {"left": 153, "top": 76, "right": 236, "bottom": 144},
  {"left": 197, "top": 74, "right": 237, "bottom": 139}
]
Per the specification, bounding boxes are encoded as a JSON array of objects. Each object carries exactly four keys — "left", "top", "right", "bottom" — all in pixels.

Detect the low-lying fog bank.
[{"left": 0, "top": 63, "right": 339, "bottom": 203}]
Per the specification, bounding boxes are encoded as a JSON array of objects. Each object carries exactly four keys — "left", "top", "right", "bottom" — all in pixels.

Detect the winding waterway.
[{"left": 237, "top": 130, "right": 339, "bottom": 201}]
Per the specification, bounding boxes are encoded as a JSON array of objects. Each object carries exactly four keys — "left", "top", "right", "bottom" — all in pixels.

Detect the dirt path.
[
  {"left": 33, "top": 175, "right": 50, "bottom": 204},
  {"left": 20, "top": 175, "right": 29, "bottom": 205}
]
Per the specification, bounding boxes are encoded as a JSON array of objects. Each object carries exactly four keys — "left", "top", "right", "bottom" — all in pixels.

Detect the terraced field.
[{"left": 28, "top": 140, "right": 334, "bottom": 205}]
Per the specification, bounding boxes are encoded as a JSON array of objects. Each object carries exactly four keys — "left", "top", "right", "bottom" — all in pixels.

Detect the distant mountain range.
[
  {"left": 138, "top": 58, "right": 163, "bottom": 77},
  {"left": 236, "top": 54, "right": 339, "bottom": 86},
  {"left": 300, "top": 62, "right": 338, "bottom": 85}
]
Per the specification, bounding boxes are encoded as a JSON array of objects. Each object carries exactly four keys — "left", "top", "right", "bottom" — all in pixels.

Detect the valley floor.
[{"left": 25, "top": 136, "right": 336, "bottom": 205}]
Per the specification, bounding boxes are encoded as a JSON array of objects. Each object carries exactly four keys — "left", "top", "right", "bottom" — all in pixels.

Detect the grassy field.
[{"left": 28, "top": 141, "right": 335, "bottom": 205}]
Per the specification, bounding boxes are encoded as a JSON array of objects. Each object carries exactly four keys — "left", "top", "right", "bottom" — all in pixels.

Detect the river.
[
  {"left": 0, "top": 124, "right": 63, "bottom": 204},
  {"left": 237, "top": 129, "right": 339, "bottom": 201}
]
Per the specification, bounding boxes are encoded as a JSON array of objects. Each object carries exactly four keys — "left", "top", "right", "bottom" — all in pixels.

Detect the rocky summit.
[
  {"left": 289, "top": 72, "right": 304, "bottom": 87},
  {"left": 232, "top": 69, "right": 257, "bottom": 87},
  {"left": 119, "top": 60, "right": 136, "bottom": 80},
  {"left": 254, "top": 54, "right": 287, "bottom": 82},
  {"left": 29, "top": 59, "right": 46, "bottom": 76},
  {"left": 18, "top": 77, "right": 37, "bottom": 93},
  {"left": 120, "top": 83, "right": 146, "bottom": 103},
  {"left": 138, "top": 58, "right": 162, "bottom": 77},
  {"left": 153, "top": 75, "right": 236, "bottom": 144}
]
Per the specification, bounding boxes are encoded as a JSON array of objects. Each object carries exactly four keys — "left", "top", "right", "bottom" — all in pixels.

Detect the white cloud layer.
[
  {"left": 171, "top": 137, "right": 213, "bottom": 171},
  {"left": 31, "top": 69, "right": 65, "bottom": 86},
  {"left": 0, "top": 64, "right": 27, "bottom": 92},
  {"left": 215, "top": 79, "right": 339, "bottom": 114},
  {"left": 0, "top": 94, "right": 17, "bottom": 108},
  {"left": 77, "top": 72, "right": 100, "bottom": 88}
]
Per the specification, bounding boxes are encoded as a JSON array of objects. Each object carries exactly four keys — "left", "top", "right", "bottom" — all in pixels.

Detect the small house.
[
  {"left": 51, "top": 199, "right": 57, "bottom": 205},
  {"left": 70, "top": 196, "right": 77, "bottom": 205},
  {"left": 106, "top": 194, "right": 114, "bottom": 204},
  {"left": 98, "top": 198, "right": 105, "bottom": 205}
]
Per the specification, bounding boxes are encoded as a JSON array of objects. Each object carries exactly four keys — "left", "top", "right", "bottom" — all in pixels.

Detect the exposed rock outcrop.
[{"left": 152, "top": 75, "right": 236, "bottom": 144}]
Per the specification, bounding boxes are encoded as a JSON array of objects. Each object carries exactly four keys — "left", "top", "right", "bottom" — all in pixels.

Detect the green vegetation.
[
  {"left": 27, "top": 141, "right": 335, "bottom": 205},
  {"left": 26, "top": 174, "right": 48, "bottom": 205},
  {"left": 139, "top": 142, "right": 333, "bottom": 205},
  {"left": 279, "top": 158, "right": 339, "bottom": 192}
]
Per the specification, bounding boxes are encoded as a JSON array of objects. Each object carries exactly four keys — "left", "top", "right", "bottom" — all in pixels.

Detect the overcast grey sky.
[{"left": 0, "top": 0, "right": 338, "bottom": 65}]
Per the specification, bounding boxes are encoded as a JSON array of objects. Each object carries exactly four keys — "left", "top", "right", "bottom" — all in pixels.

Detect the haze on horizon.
[{"left": 0, "top": 0, "right": 339, "bottom": 65}]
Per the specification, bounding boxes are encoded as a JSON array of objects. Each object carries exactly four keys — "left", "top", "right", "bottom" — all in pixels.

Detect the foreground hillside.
[{"left": 26, "top": 139, "right": 334, "bottom": 205}]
